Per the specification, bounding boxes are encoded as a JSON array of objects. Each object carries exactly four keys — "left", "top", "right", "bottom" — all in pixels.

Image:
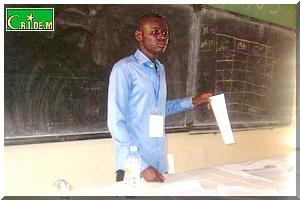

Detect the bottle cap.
[{"left": 130, "top": 145, "right": 138, "bottom": 152}]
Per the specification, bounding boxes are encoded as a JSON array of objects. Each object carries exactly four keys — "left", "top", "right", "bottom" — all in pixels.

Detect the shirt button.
[{"left": 158, "top": 147, "right": 161, "bottom": 150}]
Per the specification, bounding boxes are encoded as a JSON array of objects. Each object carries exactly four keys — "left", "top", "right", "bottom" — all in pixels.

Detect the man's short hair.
[{"left": 136, "top": 13, "right": 167, "bottom": 31}]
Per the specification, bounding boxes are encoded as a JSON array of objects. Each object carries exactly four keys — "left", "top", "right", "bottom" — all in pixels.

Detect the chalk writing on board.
[
  {"left": 199, "top": 24, "right": 217, "bottom": 50},
  {"left": 199, "top": 25, "right": 274, "bottom": 120}
]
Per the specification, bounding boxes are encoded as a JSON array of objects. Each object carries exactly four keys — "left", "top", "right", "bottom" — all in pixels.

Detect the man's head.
[{"left": 135, "top": 14, "right": 169, "bottom": 61}]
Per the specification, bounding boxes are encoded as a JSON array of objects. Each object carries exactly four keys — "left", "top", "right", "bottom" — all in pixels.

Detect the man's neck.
[{"left": 139, "top": 48, "right": 157, "bottom": 63}]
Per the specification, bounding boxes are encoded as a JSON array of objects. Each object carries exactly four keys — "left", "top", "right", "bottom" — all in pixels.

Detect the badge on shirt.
[{"left": 149, "top": 114, "right": 164, "bottom": 137}]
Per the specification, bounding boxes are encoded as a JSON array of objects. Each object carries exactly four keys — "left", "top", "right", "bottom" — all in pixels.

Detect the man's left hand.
[{"left": 192, "top": 92, "right": 213, "bottom": 108}]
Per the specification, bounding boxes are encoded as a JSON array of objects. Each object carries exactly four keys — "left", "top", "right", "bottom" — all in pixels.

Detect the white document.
[
  {"left": 160, "top": 180, "right": 211, "bottom": 196},
  {"left": 210, "top": 93, "right": 235, "bottom": 144},
  {"left": 214, "top": 164, "right": 273, "bottom": 182},
  {"left": 167, "top": 154, "right": 175, "bottom": 174},
  {"left": 149, "top": 114, "right": 164, "bottom": 137},
  {"left": 217, "top": 184, "right": 279, "bottom": 196}
]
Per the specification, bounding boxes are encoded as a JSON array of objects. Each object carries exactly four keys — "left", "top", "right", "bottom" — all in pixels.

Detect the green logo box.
[{"left": 6, "top": 8, "right": 54, "bottom": 31}]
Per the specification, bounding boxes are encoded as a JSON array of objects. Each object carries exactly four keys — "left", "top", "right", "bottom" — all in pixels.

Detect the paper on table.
[
  {"left": 210, "top": 93, "right": 235, "bottom": 144},
  {"left": 217, "top": 184, "right": 279, "bottom": 196},
  {"left": 160, "top": 180, "right": 211, "bottom": 196},
  {"left": 214, "top": 164, "right": 273, "bottom": 182}
]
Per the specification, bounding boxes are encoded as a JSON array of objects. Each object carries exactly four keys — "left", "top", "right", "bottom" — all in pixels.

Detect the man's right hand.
[{"left": 141, "top": 166, "right": 165, "bottom": 182}]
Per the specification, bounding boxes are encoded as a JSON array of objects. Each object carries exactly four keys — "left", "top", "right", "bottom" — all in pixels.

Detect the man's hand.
[
  {"left": 192, "top": 92, "right": 213, "bottom": 109},
  {"left": 141, "top": 166, "right": 165, "bottom": 182}
]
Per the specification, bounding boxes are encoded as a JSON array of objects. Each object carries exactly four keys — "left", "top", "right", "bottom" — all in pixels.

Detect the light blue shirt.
[{"left": 107, "top": 49, "right": 194, "bottom": 174}]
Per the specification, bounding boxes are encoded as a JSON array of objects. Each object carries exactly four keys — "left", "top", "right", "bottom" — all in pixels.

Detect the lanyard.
[{"left": 143, "top": 62, "right": 160, "bottom": 108}]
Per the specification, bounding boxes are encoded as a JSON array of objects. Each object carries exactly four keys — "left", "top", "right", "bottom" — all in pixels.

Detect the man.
[{"left": 107, "top": 13, "right": 212, "bottom": 183}]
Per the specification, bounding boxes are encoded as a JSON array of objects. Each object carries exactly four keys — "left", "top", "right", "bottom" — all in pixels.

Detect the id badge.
[{"left": 149, "top": 114, "right": 164, "bottom": 137}]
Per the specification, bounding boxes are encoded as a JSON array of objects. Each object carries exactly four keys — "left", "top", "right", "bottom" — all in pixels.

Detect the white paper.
[
  {"left": 214, "top": 164, "right": 273, "bottom": 182},
  {"left": 213, "top": 157, "right": 294, "bottom": 182},
  {"left": 149, "top": 114, "right": 164, "bottom": 137},
  {"left": 210, "top": 93, "right": 235, "bottom": 144},
  {"left": 243, "top": 164, "right": 292, "bottom": 181},
  {"left": 167, "top": 154, "right": 175, "bottom": 174},
  {"left": 160, "top": 180, "right": 211, "bottom": 196},
  {"left": 217, "top": 184, "right": 279, "bottom": 196}
]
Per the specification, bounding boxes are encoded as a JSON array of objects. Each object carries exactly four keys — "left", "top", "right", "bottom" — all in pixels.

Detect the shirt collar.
[{"left": 134, "top": 49, "right": 163, "bottom": 69}]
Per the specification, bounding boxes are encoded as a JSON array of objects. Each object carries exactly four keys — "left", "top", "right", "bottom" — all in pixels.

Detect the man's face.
[{"left": 135, "top": 17, "right": 169, "bottom": 58}]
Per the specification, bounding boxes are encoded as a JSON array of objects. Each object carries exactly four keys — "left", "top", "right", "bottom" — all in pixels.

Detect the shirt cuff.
[
  {"left": 140, "top": 158, "right": 150, "bottom": 173},
  {"left": 180, "top": 96, "right": 194, "bottom": 109}
]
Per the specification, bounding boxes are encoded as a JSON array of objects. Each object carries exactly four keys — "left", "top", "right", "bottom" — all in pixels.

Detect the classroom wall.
[{"left": 4, "top": 124, "right": 295, "bottom": 195}]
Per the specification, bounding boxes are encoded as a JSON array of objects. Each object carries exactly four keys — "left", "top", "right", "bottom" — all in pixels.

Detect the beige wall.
[{"left": 4, "top": 125, "right": 295, "bottom": 195}]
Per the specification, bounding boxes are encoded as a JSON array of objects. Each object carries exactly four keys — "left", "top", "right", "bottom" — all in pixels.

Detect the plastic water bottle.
[{"left": 124, "top": 145, "right": 141, "bottom": 196}]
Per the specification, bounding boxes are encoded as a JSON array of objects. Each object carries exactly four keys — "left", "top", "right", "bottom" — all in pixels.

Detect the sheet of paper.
[
  {"left": 244, "top": 164, "right": 292, "bottom": 181},
  {"left": 167, "top": 154, "right": 175, "bottom": 174},
  {"left": 149, "top": 114, "right": 164, "bottom": 137},
  {"left": 213, "top": 156, "right": 294, "bottom": 182},
  {"left": 242, "top": 159, "right": 283, "bottom": 170},
  {"left": 214, "top": 164, "right": 273, "bottom": 182},
  {"left": 160, "top": 180, "right": 211, "bottom": 196},
  {"left": 209, "top": 93, "right": 235, "bottom": 144},
  {"left": 217, "top": 184, "right": 279, "bottom": 196}
]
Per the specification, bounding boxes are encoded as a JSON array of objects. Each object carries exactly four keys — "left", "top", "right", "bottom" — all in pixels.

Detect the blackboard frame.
[{"left": 4, "top": 121, "right": 291, "bottom": 146}]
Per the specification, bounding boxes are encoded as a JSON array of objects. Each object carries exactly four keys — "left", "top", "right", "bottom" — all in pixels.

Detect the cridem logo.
[{"left": 6, "top": 8, "right": 54, "bottom": 31}]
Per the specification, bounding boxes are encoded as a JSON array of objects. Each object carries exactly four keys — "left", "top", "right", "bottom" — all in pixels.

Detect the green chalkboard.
[
  {"left": 190, "top": 6, "right": 295, "bottom": 130},
  {"left": 209, "top": 4, "right": 296, "bottom": 29},
  {"left": 4, "top": 5, "right": 296, "bottom": 145}
]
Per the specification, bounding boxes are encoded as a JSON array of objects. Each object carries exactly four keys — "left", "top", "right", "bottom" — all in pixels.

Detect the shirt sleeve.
[
  {"left": 165, "top": 97, "right": 195, "bottom": 116},
  {"left": 107, "top": 64, "right": 149, "bottom": 173}
]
